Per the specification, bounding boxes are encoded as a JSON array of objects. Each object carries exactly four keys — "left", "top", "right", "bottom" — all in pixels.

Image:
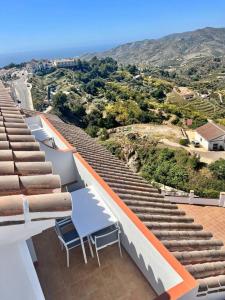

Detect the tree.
[
  {"left": 85, "top": 126, "right": 99, "bottom": 138},
  {"left": 52, "top": 92, "right": 68, "bottom": 113},
  {"left": 179, "top": 138, "right": 189, "bottom": 146},
  {"left": 151, "top": 88, "right": 166, "bottom": 100},
  {"left": 84, "top": 78, "right": 105, "bottom": 95},
  {"left": 105, "top": 100, "right": 142, "bottom": 125},
  {"left": 209, "top": 159, "right": 225, "bottom": 180},
  {"left": 98, "top": 128, "right": 109, "bottom": 141},
  {"left": 85, "top": 109, "right": 103, "bottom": 127},
  {"left": 126, "top": 65, "right": 139, "bottom": 75}
]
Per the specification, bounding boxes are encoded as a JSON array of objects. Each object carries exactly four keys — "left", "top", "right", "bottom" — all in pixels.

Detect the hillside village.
[{"left": 1, "top": 53, "right": 225, "bottom": 199}]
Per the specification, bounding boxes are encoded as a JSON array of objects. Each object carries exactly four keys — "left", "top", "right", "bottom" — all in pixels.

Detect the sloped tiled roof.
[
  {"left": 0, "top": 82, "right": 71, "bottom": 224},
  {"left": 36, "top": 113, "right": 225, "bottom": 298},
  {"left": 196, "top": 122, "right": 225, "bottom": 141}
]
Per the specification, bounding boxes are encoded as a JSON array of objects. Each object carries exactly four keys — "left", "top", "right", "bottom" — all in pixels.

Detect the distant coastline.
[{"left": 0, "top": 44, "right": 115, "bottom": 68}]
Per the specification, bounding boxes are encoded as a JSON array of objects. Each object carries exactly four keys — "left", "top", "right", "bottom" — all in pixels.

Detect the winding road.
[{"left": 12, "top": 71, "right": 34, "bottom": 110}]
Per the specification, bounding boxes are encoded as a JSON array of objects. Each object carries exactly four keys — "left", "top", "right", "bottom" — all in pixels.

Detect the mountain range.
[{"left": 83, "top": 27, "right": 225, "bottom": 67}]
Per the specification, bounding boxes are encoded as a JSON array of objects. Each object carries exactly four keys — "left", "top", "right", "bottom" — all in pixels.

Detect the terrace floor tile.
[{"left": 33, "top": 228, "right": 157, "bottom": 300}]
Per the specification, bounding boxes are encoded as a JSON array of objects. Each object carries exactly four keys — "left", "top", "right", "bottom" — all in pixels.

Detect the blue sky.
[{"left": 0, "top": 0, "right": 225, "bottom": 54}]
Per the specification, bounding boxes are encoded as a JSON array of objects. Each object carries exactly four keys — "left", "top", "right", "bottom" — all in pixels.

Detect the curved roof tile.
[{"left": 0, "top": 84, "right": 72, "bottom": 222}]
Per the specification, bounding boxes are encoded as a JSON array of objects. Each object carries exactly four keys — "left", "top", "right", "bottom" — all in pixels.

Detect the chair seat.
[
  {"left": 67, "top": 238, "right": 82, "bottom": 249},
  {"left": 66, "top": 236, "right": 88, "bottom": 249},
  {"left": 63, "top": 229, "right": 88, "bottom": 249}
]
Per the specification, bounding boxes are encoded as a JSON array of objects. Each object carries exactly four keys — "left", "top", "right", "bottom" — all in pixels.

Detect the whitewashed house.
[{"left": 195, "top": 121, "right": 225, "bottom": 150}]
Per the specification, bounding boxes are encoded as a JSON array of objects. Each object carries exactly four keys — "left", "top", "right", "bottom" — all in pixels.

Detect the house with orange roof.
[{"left": 195, "top": 121, "right": 225, "bottom": 150}]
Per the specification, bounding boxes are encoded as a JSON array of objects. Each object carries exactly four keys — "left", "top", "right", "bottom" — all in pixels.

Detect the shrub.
[
  {"left": 171, "top": 116, "right": 180, "bottom": 125},
  {"left": 98, "top": 128, "right": 109, "bottom": 141},
  {"left": 179, "top": 138, "right": 189, "bottom": 146},
  {"left": 102, "top": 140, "right": 123, "bottom": 158},
  {"left": 199, "top": 189, "right": 220, "bottom": 198},
  {"left": 209, "top": 159, "right": 225, "bottom": 180},
  {"left": 85, "top": 126, "right": 99, "bottom": 138}
]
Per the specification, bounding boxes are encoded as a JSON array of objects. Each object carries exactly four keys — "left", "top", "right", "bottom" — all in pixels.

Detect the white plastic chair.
[
  {"left": 90, "top": 224, "right": 122, "bottom": 267},
  {"left": 55, "top": 221, "right": 93, "bottom": 267}
]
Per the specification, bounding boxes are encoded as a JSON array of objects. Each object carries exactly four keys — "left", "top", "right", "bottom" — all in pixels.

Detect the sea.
[{"left": 0, "top": 45, "right": 114, "bottom": 68}]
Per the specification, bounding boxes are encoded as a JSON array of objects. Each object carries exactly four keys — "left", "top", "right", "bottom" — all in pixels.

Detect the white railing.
[{"left": 164, "top": 190, "right": 225, "bottom": 207}]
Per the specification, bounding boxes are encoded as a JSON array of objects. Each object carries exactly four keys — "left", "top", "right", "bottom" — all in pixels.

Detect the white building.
[
  {"left": 195, "top": 121, "right": 225, "bottom": 151},
  {"left": 53, "top": 58, "right": 77, "bottom": 68},
  {"left": 26, "top": 60, "right": 53, "bottom": 74}
]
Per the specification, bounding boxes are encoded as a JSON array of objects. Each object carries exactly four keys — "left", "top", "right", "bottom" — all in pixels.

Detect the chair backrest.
[
  {"left": 95, "top": 228, "right": 119, "bottom": 249},
  {"left": 55, "top": 222, "right": 64, "bottom": 239},
  {"left": 55, "top": 222, "right": 68, "bottom": 248}
]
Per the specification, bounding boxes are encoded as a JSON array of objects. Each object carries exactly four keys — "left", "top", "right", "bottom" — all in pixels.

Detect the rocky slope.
[{"left": 83, "top": 27, "right": 225, "bottom": 67}]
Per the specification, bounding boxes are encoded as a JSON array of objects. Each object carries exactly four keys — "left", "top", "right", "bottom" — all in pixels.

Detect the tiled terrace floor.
[
  {"left": 33, "top": 228, "right": 157, "bottom": 300},
  {"left": 178, "top": 204, "right": 225, "bottom": 245}
]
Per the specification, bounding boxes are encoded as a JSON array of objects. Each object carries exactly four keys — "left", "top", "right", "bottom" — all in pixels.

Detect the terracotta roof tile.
[
  {"left": 15, "top": 161, "right": 53, "bottom": 175},
  {"left": 0, "top": 161, "right": 15, "bottom": 175},
  {"left": 10, "top": 142, "right": 40, "bottom": 151},
  {"left": 196, "top": 122, "right": 225, "bottom": 141},
  {"left": 8, "top": 134, "right": 36, "bottom": 142},
  {"left": 0, "top": 141, "right": 9, "bottom": 149},
  {"left": 0, "top": 83, "right": 71, "bottom": 223}
]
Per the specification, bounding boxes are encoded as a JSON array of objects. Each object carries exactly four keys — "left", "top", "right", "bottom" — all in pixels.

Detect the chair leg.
[
  {"left": 87, "top": 236, "right": 94, "bottom": 258},
  {"left": 95, "top": 246, "right": 101, "bottom": 267},
  {"left": 61, "top": 242, "right": 64, "bottom": 251},
  {"left": 66, "top": 248, "right": 69, "bottom": 268},
  {"left": 118, "top": 240, "right": 122, "bottom": 257}
]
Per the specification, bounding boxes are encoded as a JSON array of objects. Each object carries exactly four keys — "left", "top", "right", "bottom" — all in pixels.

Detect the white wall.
[
  {"left": 0, "top": 220, "right": 55, "bottom": 246},
  {"left": 208, "top": 137, "right": 225, "bottom": 151},
  {"left": 26, "top": 116, "right": 69, "bottom": 150},
  {"left": 40, "top": 117, "right": 68, "bottom": 150},
  {"left": 195, "top": 132, "right": 225, "bottom": 151},
  {"left": 0, "top": 241, "right": 45, "bottom": 300},
  {"left": 25, "top": 116, "right": 42, "bottom": 129},
  {"left": 39, "top": 143, "right": 78, "bottom": 185},
  {"left": 27, "top": 238, "right": 37, "bottom": 263},
  {"left": 195, "top": 132, "right": 209, "bottom": 150},
  {"left": 73, "top": 155, "right": 184, "bottom": 295}
]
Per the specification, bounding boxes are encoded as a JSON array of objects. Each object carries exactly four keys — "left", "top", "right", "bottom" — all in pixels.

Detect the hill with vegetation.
[
  {"left": 102, "top": 134, "right": 225, "bottom": 198},
  {"left": 27, "top": 56, "right": 225, "bottom": 198},
  {"left": 29, "top": 57, "right": 175, "bottom": 130},
  {"left": 83, "top": 27, "right": 225, "bottom": 67},
  {"left": 29, "top": 55, "right": 225, "bottom": 130}
]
